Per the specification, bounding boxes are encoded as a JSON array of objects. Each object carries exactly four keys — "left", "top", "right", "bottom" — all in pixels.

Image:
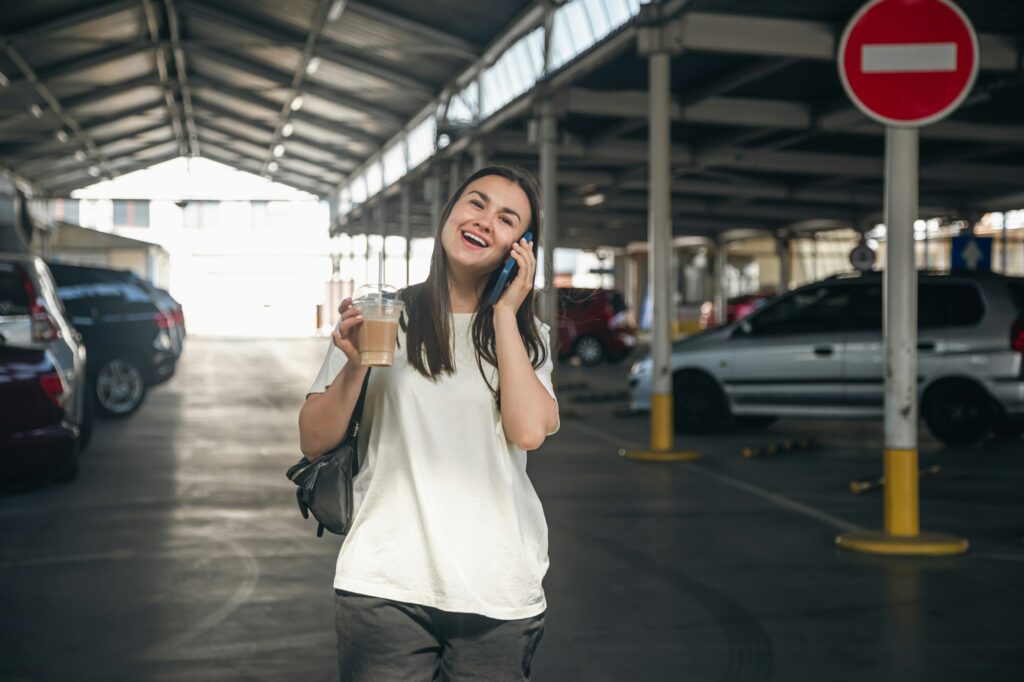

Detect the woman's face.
[{"left": 441, "top": 175, "right": 532, "bottom": 279}]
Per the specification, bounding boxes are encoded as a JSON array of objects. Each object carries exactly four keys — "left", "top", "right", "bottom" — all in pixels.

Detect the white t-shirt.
[{"left": 306, "top": 312, "right": 559, "bottom": 620}]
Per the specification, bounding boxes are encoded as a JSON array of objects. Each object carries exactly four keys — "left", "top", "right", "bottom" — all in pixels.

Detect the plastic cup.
[{"left": 353, "top": 285, "right": 405, "bottom": 367}]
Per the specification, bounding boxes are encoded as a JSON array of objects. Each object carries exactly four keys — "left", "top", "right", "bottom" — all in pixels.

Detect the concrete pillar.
[
  {"left": 449, "top": 155, "right": 461, "bottom": 199},
  {"left": 538, "top": 101, "right": 559, "bottom": 358},
  {"left": 472, "top": 141, "right": 487, "bottom": 171},
  {"left": 647, "top": 47, "right": 676, "bottom": 451},
  {"left": 714, "top": 237, "right": 728, "bottom": 326},
  {"left": 401, "top": 182, "right": 411, "bottom": 287},
  {"left": 430, "top": 168, "right": 441, "bottom": 232},
  {"left": 613, "top": 252, "right": 628, "bottom": 295},
  {"left": 776, "top": 234, "right": 792, "bottom": 292}
]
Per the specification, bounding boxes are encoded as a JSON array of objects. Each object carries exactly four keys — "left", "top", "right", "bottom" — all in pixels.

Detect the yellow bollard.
[
  {"left": 884, "top": 448, "right": 919, "bottom": 536},
  {"left": 623, "top": 392, "right": 701, "bottom": 463}
]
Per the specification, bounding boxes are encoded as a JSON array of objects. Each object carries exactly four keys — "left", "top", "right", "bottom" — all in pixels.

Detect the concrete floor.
[{"left": 1, "top": 337, "right": 1022, "bottom": 681}]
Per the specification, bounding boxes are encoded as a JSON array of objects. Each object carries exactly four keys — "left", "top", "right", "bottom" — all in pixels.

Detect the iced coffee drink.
[{"left": 354, "top": 285, "right": 405, "bottom": 367}]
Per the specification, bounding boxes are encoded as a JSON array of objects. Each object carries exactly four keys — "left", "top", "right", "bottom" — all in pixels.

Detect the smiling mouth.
[{"left": 461, "top": 231, "right": 488, "bottom": 249}]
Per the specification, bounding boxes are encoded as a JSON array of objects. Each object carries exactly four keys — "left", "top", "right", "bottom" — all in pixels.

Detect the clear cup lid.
[{"left": 355, "top": 284, "right": 403, "bottom": 306}]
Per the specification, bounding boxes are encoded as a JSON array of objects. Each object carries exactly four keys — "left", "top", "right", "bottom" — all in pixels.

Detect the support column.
[
  {"left": 472, "top": 141, "right": 487, "bottom": 171},
  {"left": 623, "top": 28, "right": 698, "bottom": 462},
  {"left": 776, "top": 233, "right": 792, "bottom": 292},
  {"left": 401, "top": 182, "right": 411, "bottom": 287},
  {"left": 1001, "top": 214, "right": 1009, "bottom": 273},
  {"left": 430, "top": 168, "right": 442, "bottom": 231},
  {"left": 377, "top": 197, "right": 386, "bottom": 284},
  {"left": 837, "top": 126, "right": 966, "bottom": 557},
  {"left": 714, "top": 237, "right": 728, "bottom": 326},
  {"left": 538, "top": 101, "right": 559, "bottom": 363},
  {"left": 449, "top": 155, "right": 462, "bottom": 199}
]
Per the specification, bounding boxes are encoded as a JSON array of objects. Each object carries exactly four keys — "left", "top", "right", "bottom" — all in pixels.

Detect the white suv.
[{"left": 629, "top": 272, "right": 1024, "bottom": 446}]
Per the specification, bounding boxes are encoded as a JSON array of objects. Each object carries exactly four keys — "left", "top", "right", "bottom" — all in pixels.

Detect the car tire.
[
  {"left": 735, "top": 416, "right": 777, "bottom": 429},
  {"left": 93, "top": 354, "right": 147, "bottom": 418},
  {"left": 574, "top": 335, "right": 606, "bottom": 367},
  {"left": 673, "top": 370, "right": 729, "bottom": 434},
  {"left": 923, "top": 380, "right": 993, "bottom": 447}
]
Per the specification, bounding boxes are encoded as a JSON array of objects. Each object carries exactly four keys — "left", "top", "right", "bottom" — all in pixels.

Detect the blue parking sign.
[{"left": 951, "top": 235, "right": 992, "bottom": 271}]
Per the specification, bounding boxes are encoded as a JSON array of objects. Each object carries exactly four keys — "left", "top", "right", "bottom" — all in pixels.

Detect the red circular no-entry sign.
[{"left": 839, "top": 0, "right": 979, "bottom": 127}]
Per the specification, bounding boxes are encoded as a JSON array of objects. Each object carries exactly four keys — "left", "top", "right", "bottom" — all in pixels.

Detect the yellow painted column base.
[
  {"left": 835, "top": 530, "right": 969, "bottom": 557},
  {"left": 619, "top": 448, "right": 702, "bottom": 462}
]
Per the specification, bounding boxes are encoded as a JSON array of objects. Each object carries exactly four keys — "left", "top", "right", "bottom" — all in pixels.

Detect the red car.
[
  {"left": 0, "top": 345, "right": 82, "bottom": 481},
  {"left": 557, "top": 288, "right": 637, "bottom": 366},
  {"left": 700, "top": 292, "right": 776, "bottom": 329}
]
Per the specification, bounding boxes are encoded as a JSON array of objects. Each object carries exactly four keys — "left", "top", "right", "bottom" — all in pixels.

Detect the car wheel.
[
  {"left": 94, "top": 355, "right": 147, "bottom": 418},
  {"left": 735, "top": 416, "right": 777, "bottom": 429},
  {"left": 673, "top": 371, "right": 729, "bottom": 434},
  {"left": 923, "top": 380, "right": 993, "bottom": 447},
  {"left": 574, "top": 336, "right": 605, "bottom": 367}
]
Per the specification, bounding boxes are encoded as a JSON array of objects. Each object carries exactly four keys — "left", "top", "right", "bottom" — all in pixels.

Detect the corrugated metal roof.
[{"left": 0, "top": 0, "right": 531, "bottom": 197}]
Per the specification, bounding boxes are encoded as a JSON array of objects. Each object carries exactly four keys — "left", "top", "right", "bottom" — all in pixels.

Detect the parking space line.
[{"left": 565, "top": 419, "right": 864, "bottom": 533}]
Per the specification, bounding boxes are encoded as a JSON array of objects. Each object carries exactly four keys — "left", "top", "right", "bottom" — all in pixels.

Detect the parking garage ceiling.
[
  {"left": 2, "top": 0, "right": 1023, "bottom": 251},
  {"left": 0, "top": 0, "right": 531, "bottom": 197}
]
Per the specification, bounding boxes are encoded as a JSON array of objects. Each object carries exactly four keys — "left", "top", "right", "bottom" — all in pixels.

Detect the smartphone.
[{"left": 486, "top": 232, "right": 533, "bottom": 307}]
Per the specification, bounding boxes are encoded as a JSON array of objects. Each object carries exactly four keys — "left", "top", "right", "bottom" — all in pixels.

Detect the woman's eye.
[
  {"left": 470, "top": 199, "right": 484, "bottom": 209},
  {"left": 500, "top": 216, "right": 513, "bottom": 226}
]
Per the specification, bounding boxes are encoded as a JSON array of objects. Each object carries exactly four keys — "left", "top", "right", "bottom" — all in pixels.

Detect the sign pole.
[{"left": 835, "top": 0, "right": 974, "bottom": 556}]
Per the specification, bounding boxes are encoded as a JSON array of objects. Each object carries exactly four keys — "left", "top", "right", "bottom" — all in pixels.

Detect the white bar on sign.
[{"left": 861, "top": 43, "right": 957, "bottom": 73}]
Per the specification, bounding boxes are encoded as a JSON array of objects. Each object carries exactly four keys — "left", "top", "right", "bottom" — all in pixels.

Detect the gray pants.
[{"left": 334, "top": 589, "right": 546, "bottom": 681}]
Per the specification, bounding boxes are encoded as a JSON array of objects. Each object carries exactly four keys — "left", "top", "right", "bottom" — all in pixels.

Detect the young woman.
[{"left": 299, "top": 164, "right": 559, "bottom": 681}]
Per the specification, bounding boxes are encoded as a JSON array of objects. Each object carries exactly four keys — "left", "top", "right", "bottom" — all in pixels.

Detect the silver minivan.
[
  {"left": 629, "top": 272, "right": 1024, "bottom": 446},
  {"left": 0, "top": 253, "right": 90, "bottom": 451}
]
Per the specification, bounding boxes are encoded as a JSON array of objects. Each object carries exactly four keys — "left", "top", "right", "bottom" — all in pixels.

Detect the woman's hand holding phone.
[
  {"left": 332, "top": 298, "right": 364, "bottom": 366},
  {"left": 493, "top": 235, "right": 536, "bottom": 316}
]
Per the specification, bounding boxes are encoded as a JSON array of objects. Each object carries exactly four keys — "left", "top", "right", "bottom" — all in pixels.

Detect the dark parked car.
[
  {"left": 46, "top": 262, "right": 177, "bottom": 417},
  {"left": 557, "top": 288, "right": 637, "bottom": 366},
  {"left": 0, "top": 346, "right": 81, "bottom": 481}
]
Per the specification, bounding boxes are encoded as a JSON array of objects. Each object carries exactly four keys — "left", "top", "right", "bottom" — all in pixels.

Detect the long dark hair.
[{"left": 398, "top": 164, "right": 548, "bottom": 405}]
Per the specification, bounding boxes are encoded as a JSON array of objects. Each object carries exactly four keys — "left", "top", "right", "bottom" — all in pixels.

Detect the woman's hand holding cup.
[{"left": 332, "top": 298, "right": 364, "bottom": 367}]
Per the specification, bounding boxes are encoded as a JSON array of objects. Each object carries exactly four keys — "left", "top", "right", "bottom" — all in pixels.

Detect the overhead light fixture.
[
  {"left": 583, "top": 192, "right": 605, "bottom": 207},
  {"left": 437, "top": 133, "right": 450, "bottom": 148},
  {"left": 306, "top": 57, "right": 321, "bottom": 75},
  {"left": 29, "top": 104, "right": 44, "bottom": 118},
  {"left": 327, "top": 0, "right": 346, "bottom": 22},
  {"left": 87, "top": 166, "right": 101, "bottom": 177},
  {"left": 273, "top": 144, "right": 285, "bottom": 157},
  {"left": 0, "top": 70, "right": 8, "bottom": 87},
  {"left": 55, "top": 130, "right": 69, "bottom": 143},
  {"left": 268, "top": 161, "right": 279, "bottom": 172},
  {"left": 282, "top": 122, "right": 294, "bottom": 137},
  {"left": 73, "top": 150, "right": 86, "bottom": 162},
  {"left": 290, "top": 95, "right": 304, "bottom": 111}
]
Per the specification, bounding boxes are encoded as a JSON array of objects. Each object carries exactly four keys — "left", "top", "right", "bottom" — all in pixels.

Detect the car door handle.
[
  {"left": 813, "top": 346, "right": 834, "bottom": 357},
  {"left": 917, "top": 341, "right": 936, "bottom": 351}
]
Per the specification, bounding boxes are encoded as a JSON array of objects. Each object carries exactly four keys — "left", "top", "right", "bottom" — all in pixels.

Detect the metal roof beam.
[
  {"left": 0, "top": 41, "right": 120, "bottom": 179},
  {"left": 200, "top": 144, "right": 330, "bottom": 195},
  {"left": 166, "top": 0, "right": 200, "bottom": 157},
  {"left": 27, "top": 42, "right": 151, "bottom": 82},
  {"left": 565, "top": 89, "right": 1024, "bottom": 145},
  {"left": 42, "top": 152, "right": 181, "bottom": 195},
  {"left": 199, "top": 141, "right": 335, "bottom": 189},
  {"left": 190, "top": 100, "right": 361, "bottom": 164},
  {"left": 141, "top": 0, "right": 189, "bottom": 158},
  {"left": 3, "top": 0, "right": 138, "bottom": 42},
  {"left": 188, "top": 43, "right": 405, "bottom": 128},
  {"left": 194, "top": 116, "right": 346, "bottom": 173},
  {"left": 187, "top": 75, "right": 385, "bottom": 147},
  {"left": 665, "top": 12, "right": 1018, "bottom": 72},
  {"left": 176, "top": 0, "right": 436, "bottom": 98},
  {"left": 346, "top": 1, "right": 479, "bottom": 62},
  {"left": 61, "top": 75, "right": 159, "bottom": 110}
]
